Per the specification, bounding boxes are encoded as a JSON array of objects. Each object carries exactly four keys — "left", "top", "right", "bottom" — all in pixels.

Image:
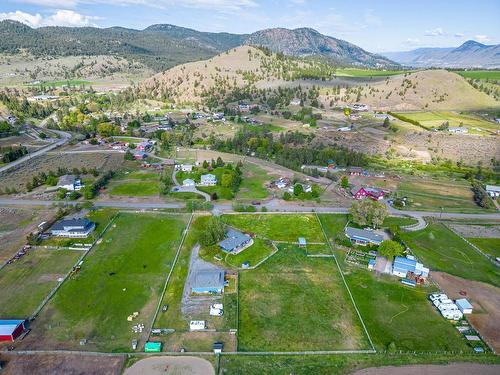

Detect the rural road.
[
  {"left": 1, "top": 198, "right": 499, "bottom": 221},
  {"left": 0, "top": 129, "right": 71, "bottom": 174}
]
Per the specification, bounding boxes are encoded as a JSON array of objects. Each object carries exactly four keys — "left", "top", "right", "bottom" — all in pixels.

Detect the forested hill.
[{"left": 0, "top": 20, "right": 397, "bottom": 72}]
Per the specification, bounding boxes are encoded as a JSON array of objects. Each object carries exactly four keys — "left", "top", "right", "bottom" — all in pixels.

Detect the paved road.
[
  {"left": 0, "top": 198, "right": 183, "bottom": 209},
  {"left": 0, "top": 129, "right": 71, "bottom": 174}
]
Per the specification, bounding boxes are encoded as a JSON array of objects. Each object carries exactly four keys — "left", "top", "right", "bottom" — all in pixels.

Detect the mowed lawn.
[
  {"left": 467, "top": 237, "right": 500, "bottom": 258},
  {"left": 345, "top": 269, "right": 468, "bottom": 352},
  {"left": 236, "top": 163, "right": 271, "bottom": 200},
  {"left": 222, "top": 214, "right": 324, "bottom": 242},
  {"left": 397, "top": 179, "right": 480, "bottom": 212},
  {"left": 109, "top": 181, "right": 159, "bottom": 196},
  {"left": 36, "top": 213, "right": 189, "bottom": 351},
  {"left": 238, "top": 245, "right": 369, "bottom": 351},
  {"left": 401, "top": 222, "right": 500, "bottom": 286},
  {"left": 0, "top": 250, "right": 81, "bottom": 318}
]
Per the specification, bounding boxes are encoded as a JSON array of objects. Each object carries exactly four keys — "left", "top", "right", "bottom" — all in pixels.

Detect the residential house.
[
  {"left": 179, "top": 164, "right": 193, "bottom": 172},
  {"left": 57, "top": 175, "right": 82, "bottom": 191},
  {"left": 290, "top": 98, "right": 302, "bottom": 106},
  {"left": 448, "top": 127, "right": 468, "bottom": 134},
  {"left": 191, "top": 270, "right": 225, "bottom": 294},
  {"left": 274, "top": 177, "right": 291, "bottom": 189},
  {"left": 392, "top": 256, "right": 429, "bottom": 279},
  {"left": 485, "top": 185, "right": 500, "bottom": 198},
  {"left": 135, "top": 141, "right": 152, "bottom": 151},
  {"left": 351, "top": 103, "right": 368, "bottom": 111},
  {"left": 351, "top": 186, "right": 385, "bottom": 200},
  {"left": 183, "top": 179, "right": 195, "bottom": 187},
  {"left": 50, "top": 218, "right": 96, "bottom": 238},
  {"left": 345, "top": 227, "right": 384, "bottom": 246},
  {"left": 200, "top": 174, "right": 217, "bottom": 186},
  {"left": 348, "top": 167, "right": 364, "bottom": 175},
  {"left": 133, "top": 151, "right": 147, "bottom": 160},
  {"left": 219, "top": 228, "right": 252, "bottom": 253}
]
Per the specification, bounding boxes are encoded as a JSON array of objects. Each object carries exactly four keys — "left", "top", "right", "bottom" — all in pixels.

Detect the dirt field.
[
  {"left": 124, "top": 356, "right": 214, "bottom": 375},
  {"left": 449, "top": 224, "right": 500, "bottom": 238},
  {"left": 353, "top": 363, "right": 500, "bottom": 375},
  {"left": 0, "top": 353, "right": 125, "bottom": 375},
  {"left": 432, "top": 272, "right": 500, "bottom": 353},
  {"left": 0, "top": 152, "right": 125, "bottom": 192}
]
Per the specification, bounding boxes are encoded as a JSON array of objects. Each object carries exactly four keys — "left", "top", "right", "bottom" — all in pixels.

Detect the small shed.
[
  {"left": 144, "top": 341, "right": 162, "bottom": 352},
  {"left": 190, "top": 320, "right": 206, "bottom": 331},
  {"left": 456, "top": 298, "right": 473, "bottom": 314},
  {"left": 0, "top": 320, "right": 25, "bottom": 342},
  {"left": 298, "top": 237, "right": 307, "bottom": 247}
]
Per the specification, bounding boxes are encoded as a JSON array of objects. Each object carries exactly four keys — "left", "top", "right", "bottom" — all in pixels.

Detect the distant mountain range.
[
  {"left": 382, "top": 40, "right": 500, "bottom": 68},
  {"left": 0, "top": 20, "right": 396, "bottom": 71}
]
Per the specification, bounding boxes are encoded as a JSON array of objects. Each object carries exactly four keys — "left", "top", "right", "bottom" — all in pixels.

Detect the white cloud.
[
  {"left": 454, "top": 32, "right": 465, "bottom": 38},
  {"left": 474, "top": 34, "right": 490, "bottom": 43},
  {"left": 0, "top": 9, "right": 101, "bottom": 27},
  {"left": 403, "top": 38, "right": 421, "bottom": 46},
  {"left": 12, "top": 0, "right": 78, "bottom": 7},
  {"left": 424, "top": 27, "right": 445, "bottom": 36}
]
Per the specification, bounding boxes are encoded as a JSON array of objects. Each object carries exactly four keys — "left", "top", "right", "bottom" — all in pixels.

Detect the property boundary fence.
[{"left": 315, "top": 213, "right": 377, "bottom": 352}]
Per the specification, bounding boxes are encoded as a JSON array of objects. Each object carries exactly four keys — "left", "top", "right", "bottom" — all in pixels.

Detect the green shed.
[{"left": 144, "top": 341, "right": 162, "bottom": 352}]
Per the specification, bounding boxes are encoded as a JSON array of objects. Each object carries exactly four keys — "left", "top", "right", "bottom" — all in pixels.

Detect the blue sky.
[{"left": 1, "top": 0, "right": 499, "bottom": 52}]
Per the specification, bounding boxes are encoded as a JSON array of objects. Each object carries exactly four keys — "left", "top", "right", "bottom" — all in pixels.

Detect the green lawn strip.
[
  {"left": 114, "top": 171, "right": 160, "bottom": 181},
  {"left": 109, "top": 181, "right": 159, "bottom": 196},
  {"left": 238, "top": 245, "right": 369, "bottom": 351},
  {"left": 236, "top": 163, "right": 270, "bottom": 200},
  {"left": 345, "top": 268, "right": 468, "bottom": 352},
  {"left": 382, "top": 216, "right": 418, "bottom": 227},
  {"left": 38, "top": 213, "right": 189, "bottom": 351},
  {"left": 225, "top": 238, "right": 275, "bottom": 268},
  {"left": 154, "top": 215, "right": 210, "bottom": 330},
  {"left": 317, "top": 214, "right": 349, "bottom": 243},
  {"left": 466, "top": 237, "right": 500, "bottom": 258},
  {"left": 198, "top": 185, "right": 234, "bottom": 200},
  {"left": 400, "top": 222, "right": 500, "bottom": 286},
  {"left": 218, "top": 353, "right": 500, "bottom": 375},
  {"left": 0, "top": 250, "right": 81, "bottom": 318},
  {"left": 455, "top": 70, "right": 500, "bottom": 80},
  {"left": 222, "top": 214, "right": 324, "bottom": 242},
  {"left": 39, "top": 208, "right": 117, "bottom": 247}
]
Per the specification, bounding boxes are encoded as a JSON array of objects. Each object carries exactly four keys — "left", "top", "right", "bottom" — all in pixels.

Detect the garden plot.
[
  {"left": 238, "top": 245, "right": 369, "bottom": 351},
  {"left": 24, "top": 212, "right": 189, "bottom": 352}
]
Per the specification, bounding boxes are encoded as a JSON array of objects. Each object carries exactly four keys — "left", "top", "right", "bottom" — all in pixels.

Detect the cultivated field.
[
  {"left": 0, "top": 249, "right": 81, "bottom": 319},
  {"left": 25, "top": 212, "right": 189, "bottom": 351},
  {"left": 400, "top": 222, "right": 499, "bottom": 286},
  {"left": 238, "top": 245, "right": 369, "bottom": 351}
]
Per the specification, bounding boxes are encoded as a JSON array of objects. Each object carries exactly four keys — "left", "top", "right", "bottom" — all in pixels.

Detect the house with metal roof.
[
  {"left": 456, "top": 298, "right": 473, "bottom": 314},
  {"left": 485, "top": 185, "right": 500, "bottom": 198},
  {"left": 191, "top": 270, "right": 225, "bottom": 294},
  {"left": 345, "top": 227, "right": 384, "bottom": 246},
  {"left": 392, "top": 256, "right": 429, "bottom": 278},
  {"left": 50, "top": 218, "right": 96, "bottom": 238},
  {"left": 0, "top": 320, "right": 26, "bottom": 342},
  {"left": 200, "top": 174, "right": 217, "bottom": 186},
  {"left": 219, "top": 228, "right": 251, "bottom": 253}
]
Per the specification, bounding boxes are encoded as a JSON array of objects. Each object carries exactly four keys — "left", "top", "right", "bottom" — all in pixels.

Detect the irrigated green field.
[
  {"left": 222, "top": 214, "right": 324, "bottom": 242},
  {"left": 401, "top": 222, "right": 500, "bottom": 286},
  {"left": 467, "top": 237, "right": 500, "bottom": 258},
  {"left": 34, "top": 212, "right": 189, "bottom": 351},
  {"left": 455, "top": 70, "right": 500, "bottom": 80},
  {"left": 393, "top": 111, "right": 498, "bottom": 133},
  {"left": 0, "top": 249, "right": 81, "bottom": 318},
  {"left": 335, "top": 69, "right": 412, "bottom": 77},
  {"left": 238, "top": 245, "right": 369, "bottom": 351}
]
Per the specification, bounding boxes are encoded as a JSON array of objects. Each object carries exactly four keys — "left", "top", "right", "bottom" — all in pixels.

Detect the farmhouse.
[
  {"left": 219, "top": 228, "right": 252, "bottom": 253},
  {"left": 200, "top": 174, "right": 217, "bottom": 186},
  {"left": 0, "top": 320, "right": 26, "bottom": 342},
  {"left": 351, "top": 186, "right": 385, "bottom": 200},
  {"left": 191, "top": 270, "right": 225, "bottom": 294},
  {"left": 456, "top": 298, "right": 473, "bottom": 314},
  {"left": 50, "top": 218, "right": 96, "bottom": 238},
  {"left": 183, "top": 179, "right": 196, "bottom": 187},
  {"left": 57, "top": 175, "right": 82, "bottom": 191},
  {"left": 392, "top": 256, "right": 429, "bottom": 279},
  {"left": 485, "top": 185, "right": 500, "bottom": 198},
  {"left": 179, "top": 164, "right": 193, "bottom": 172},
  {"left": 345, "top": 227, "right": 383, "bottom": 246}
]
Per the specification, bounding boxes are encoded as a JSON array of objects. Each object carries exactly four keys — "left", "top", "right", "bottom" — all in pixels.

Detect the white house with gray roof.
[{"left": 345, "top": 227, "right": 384, "bottom": 246}]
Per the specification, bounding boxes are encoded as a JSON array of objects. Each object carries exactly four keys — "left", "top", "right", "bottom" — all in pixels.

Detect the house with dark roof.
[
  {"left": 345, "top": 227, "right": 383, "bottom": 246},
  {"left": 191, "top": 270, "right": 225, "bottom": 294},
  {"left": 351, "top": 186, "right": 385, "bottom": 200},
  {"left": 50, "top": 218, "right": 96, "bottom": 238},
  {"left": 219, "top": 228, "right": 251, "bottom": 253}
]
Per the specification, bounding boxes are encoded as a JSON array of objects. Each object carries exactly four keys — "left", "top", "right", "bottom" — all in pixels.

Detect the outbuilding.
[
  {"left": 183, "top": 179, "right": 196, "bottom": 187},
  {"left": 345, "top": 227, "right": 383, "bottom": 246},
  {"left": 298, "top": 237, "right": 307, "bottom": 247},
  {"left": 456, "top": 298, "right": 473, "bottom": 314},
  {"left": 0, "top": 320, "right": 26, "bottom": 342},
  {"left": 191, "top": 270, "right": 225, "bottom": 294},
  {"left": 144, "top": 341, "right": 162, "bottom": 352},
  {"left": 213, "top": 342, "right": 223, "bottom": 354}
]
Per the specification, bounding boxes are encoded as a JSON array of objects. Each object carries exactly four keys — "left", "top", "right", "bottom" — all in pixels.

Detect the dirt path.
[
  {"left": 352, "top": 363, "right": 500, "bottom": 375},
  {"left": 432, "top": 272, "right": 500, "bottom": 353},
  {"left": 123, "top": 356, "right": 214, "bottom": 375}
]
